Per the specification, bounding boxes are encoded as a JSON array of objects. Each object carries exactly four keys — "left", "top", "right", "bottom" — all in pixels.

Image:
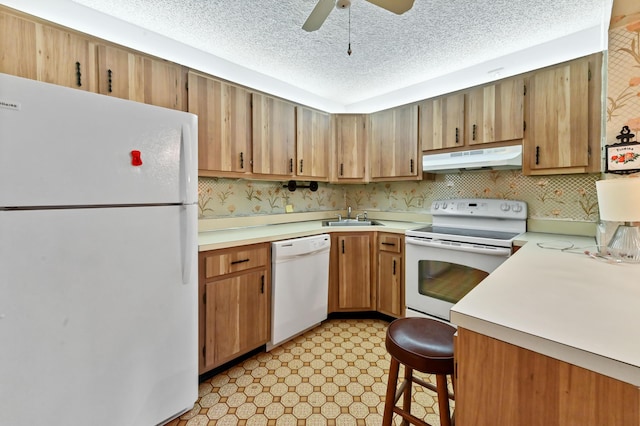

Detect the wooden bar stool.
[{"left": 383, "top": 317, "right": 456, "bottom": 426}]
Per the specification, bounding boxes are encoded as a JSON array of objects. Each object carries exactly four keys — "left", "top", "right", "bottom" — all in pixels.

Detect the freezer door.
[
  {"left": 0, "top": 73, "right": 197, "bottom": 207},
  {"left": 0, "top": 205, "right": 198, "bottom": 426}
]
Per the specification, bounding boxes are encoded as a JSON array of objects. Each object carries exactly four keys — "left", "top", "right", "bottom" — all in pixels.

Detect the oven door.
[{"left": 405, "top": 236, "right": 511, "bottom": 321}]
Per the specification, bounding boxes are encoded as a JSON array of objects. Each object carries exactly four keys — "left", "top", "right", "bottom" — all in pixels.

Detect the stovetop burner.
[
  {"left": 406, "top": 198, "right": 528, "bottom": 247},
  {"left": 410, "top": 225, "right": 521, "bottom": 241}
]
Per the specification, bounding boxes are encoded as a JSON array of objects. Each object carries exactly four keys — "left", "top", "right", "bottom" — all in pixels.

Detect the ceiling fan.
[{"left": 302, "top": 0, "right": 415, "bottom": 32}]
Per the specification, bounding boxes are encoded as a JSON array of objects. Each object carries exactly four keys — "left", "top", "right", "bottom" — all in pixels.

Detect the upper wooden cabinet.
[
  {"left": 252, "top": 94, "right": 297, "bottom": 178},
  {"left": 296, "top": 106, "right": 331, "bottom": 181},
  {"left": 466, "top": 78, "right": 524, "bottom": 146},
  {"left": 0, "top": 11, "right": 38, "bottom": 80},
  {"left": 369, "top": 105, "right": 420, "bottom": 180},
  {"left": 0, "top": 9, "right": 97, "bottom": 92},
  {"left": 188, "top": 72, "right": 252, "bottom": 176},
  {"left": 420, "top": 94, "right": 465, "bottom": 151},
  {"left": 333, "top": 114, "right": 368, "bottom": 182},
  {"left": 523, "top": 54, "right": 601, "bottom": 175},
  {"left": 97, "top": 45, "right": 186, "bottom": 110}
]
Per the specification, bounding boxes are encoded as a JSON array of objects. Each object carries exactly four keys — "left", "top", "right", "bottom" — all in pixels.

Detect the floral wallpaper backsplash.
[{"left": 198, "top": 172, "right": 600, "bottom": 221}]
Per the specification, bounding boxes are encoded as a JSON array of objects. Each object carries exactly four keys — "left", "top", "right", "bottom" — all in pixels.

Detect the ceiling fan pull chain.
[{"left": 347, "top": 7, "right": 352, "bottom": 56}]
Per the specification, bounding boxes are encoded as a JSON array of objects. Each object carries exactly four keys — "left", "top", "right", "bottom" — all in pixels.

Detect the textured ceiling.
[{"left": 10, "top": 0, "right": 612, "bottom": 111}]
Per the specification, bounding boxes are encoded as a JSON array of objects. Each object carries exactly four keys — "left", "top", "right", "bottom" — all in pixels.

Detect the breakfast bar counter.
[{"left": 451, "top": 233, "right": 640, "bottom": 426}]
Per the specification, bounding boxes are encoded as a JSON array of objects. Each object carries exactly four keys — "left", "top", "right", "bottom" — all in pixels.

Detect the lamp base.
[{"left": 606, "top": 223, "right": 640, "bottom": 263}]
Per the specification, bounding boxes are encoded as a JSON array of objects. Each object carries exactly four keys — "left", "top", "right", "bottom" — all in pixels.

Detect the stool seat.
[
  {"left": 383, "top": 317, "right": 457, "bottom": 426},
  {"left": 385, "top": 317, "right": 455, "bottom": 375}
]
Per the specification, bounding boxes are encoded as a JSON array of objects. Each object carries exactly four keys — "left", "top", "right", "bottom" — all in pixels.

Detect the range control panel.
[{"left": 430, "top": 198, "right": 528, "bottom": 220}]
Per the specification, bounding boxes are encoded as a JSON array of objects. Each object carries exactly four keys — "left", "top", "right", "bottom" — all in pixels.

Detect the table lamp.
[{"left": 596, "top": 178, "right": 640, "bottom": 263}]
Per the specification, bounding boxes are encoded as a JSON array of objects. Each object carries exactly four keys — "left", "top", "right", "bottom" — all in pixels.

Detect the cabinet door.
[
  {"left": 0, "top": 11, "right": 37, "bottom": 80},
  {"left": 420, "top": 94, "right": 465, "bottom": 151},
  {"left": 369, "top": 105, "right": 419, "bottom": 179},
  {"left": 525, "top": 59, "right": 590, "bottom": 172},
  {"left": 296, "top": 106, "right": 330, "bottom": 180},
  {"left": 334, "top": 114, "right": 367, "bottom": 181},
  {"left": 377, "top": 251, "right": 403, "bottom": 317},
  {"left": 466, "top": 78, "right": 524, "bottom": 145},
  {"left": 337, "top": 234, "right": 372, "bottom": 309},
  {"left": 204, "top": 270, "right": 269, "bottom": 369},
  {"left": 36, "top": 24, "right": 97, "bottom": 92},
  {"left": 252, "top": 94, "right": 296, "bottom": 177},
  {"left": 377, "top": 233, "right": 403, "bottom": 317},
  {"left": 188, "top": 72, "right": 252, "bottom": 174},
  {"left": 97, "top": 45, "right": 185, "bottom": 110}
]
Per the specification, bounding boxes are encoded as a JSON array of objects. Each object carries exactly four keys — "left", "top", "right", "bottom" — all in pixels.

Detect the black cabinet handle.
[
  {"left": 299, "top": 159, "right": 303, "bottom": 174},
  {"left": 535, "top": 146, "right": 540, "bottom": 165},
  {"left": 393, "top": 259, "right": 396, "bottom": 275},
  {"left": 231, "top": 258, "right": 250, "bottom": 265},
  {"left": 289, "top": 158, "right": 293, "bottom": 173},
  {"left": 340, "top": 163, "right": 344, "bottom": 176},
  {"left": 261, "top": 275, "right": 265, "bottom": 294},
  {"left": 410, "top": 158, "right": 414, "bottom": 173},
  {"left": 240, "top": 152, "right": 244, "bottom": 169},
  {"left": 107, "top": 69, "right": 113, "bottom": 93},
  {"left": 455, "top": 127, "right": 459, "bottom": 143},
  {"left": 341, "top": 239, "right": 345, "bottom": 254},
  {"left": 381, "top": 242, "right": 396, "bottom": 246},
  {"left": 75, "top": 62, "right": 82, "bottom": 87},
  {"left": 472, "top": 124, "right": 477, "bottom": 141}
]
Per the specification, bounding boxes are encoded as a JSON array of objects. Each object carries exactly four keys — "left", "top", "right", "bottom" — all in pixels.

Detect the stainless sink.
[{"left": 322, "top": 219, "right": 384, "bottom": 227}]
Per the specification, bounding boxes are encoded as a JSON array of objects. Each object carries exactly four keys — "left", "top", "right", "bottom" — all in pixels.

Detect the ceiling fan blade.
[
  {"left": 302, "top": 0, "right": 335, "bottom": 32},
  {"left": 366, "top": 0, "right": 414, "bottom": 14}
]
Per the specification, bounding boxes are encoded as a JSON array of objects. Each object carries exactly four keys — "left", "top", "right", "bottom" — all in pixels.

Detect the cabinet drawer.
[
  {"left": 204, "top": 245, "right": 269, "bottom": 278},
  {"left": 378, "top": 234, "right": 402, "bottom": 253}
]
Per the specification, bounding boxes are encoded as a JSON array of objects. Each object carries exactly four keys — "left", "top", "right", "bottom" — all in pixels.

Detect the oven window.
[{"left": 417, "top": 260, "right": 489, "bottom": 303}]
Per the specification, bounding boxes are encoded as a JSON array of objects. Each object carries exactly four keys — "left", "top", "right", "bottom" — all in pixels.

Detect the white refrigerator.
[{"left": 0, "top": 73, "right": 198, "bottom": 426}]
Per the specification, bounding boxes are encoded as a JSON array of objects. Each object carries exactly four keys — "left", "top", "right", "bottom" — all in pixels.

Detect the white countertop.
[
  {"left": 451, "top": 232, "right": 640, "bottom": 386},
  {"left": 198, "top": 218, "right": 426, "bottom": 251}
]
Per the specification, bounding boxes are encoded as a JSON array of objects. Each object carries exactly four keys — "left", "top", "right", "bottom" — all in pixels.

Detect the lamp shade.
[{"left": 596, "top": 178, "right": 640, "bottom": 222}]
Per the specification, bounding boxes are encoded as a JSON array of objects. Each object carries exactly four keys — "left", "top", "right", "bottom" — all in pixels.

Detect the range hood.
[{"left": 422, "top": 145, "right": 523, "bottom": 173}]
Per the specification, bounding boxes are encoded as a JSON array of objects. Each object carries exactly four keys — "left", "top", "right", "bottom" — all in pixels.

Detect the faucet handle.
[
  {"left": 337, "top": 214, "right": 342, "bottom": 221},
  {"left": 363, "top": 211, "right": 368, "bottom": 220}
]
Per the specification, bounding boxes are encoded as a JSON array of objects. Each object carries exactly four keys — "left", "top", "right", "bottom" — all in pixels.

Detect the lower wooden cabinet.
[
  {"left": 329, "top": 232, "right": 375, "bottom": 311},
  {"left": 376, "top": 233, "right": 404, "bottom": 318},
  {"left": 455, "top": 328, "right": 640, "bottom": 426},
  {"left": 198, "top": 243, "right": 270, "bottom": 373}
]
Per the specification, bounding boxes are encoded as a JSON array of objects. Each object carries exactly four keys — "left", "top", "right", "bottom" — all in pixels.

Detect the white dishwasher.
[{"left": 268, "top": 234, "right": 331, "bottom": 350}]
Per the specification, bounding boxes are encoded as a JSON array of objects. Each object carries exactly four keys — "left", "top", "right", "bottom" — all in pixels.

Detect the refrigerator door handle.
[
  {"left": 182, "top": 204, "right": 197, "bottom": 285},
  {"left": 181, "top": 122, "right": 197, "bottom": 204}
]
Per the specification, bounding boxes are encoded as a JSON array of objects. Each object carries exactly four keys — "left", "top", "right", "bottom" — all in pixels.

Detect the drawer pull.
[
  {"left": 393, "top": 259, "right": 396, "bottom": 275},
  {"left": 381, "top": 242, "right": 396, "bottom": 246},
  {"left": 231, "top": 258, "right": 250, "bottom": 265}
]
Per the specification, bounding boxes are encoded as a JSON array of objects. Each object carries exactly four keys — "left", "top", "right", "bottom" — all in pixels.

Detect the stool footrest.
[
  {"left": 392, "top": 406, "right": 433, "bottom": 426},
  {"left": 413, "top": 375, "right": 455, "bottom": 401}
]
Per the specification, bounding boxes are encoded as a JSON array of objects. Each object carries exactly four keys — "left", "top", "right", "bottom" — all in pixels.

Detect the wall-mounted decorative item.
[{"left": 605, "top": 126, "right": 640, "bottom": 174}]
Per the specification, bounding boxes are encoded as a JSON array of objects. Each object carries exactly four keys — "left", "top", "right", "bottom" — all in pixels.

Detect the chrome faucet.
[{"left": 347, "top": 206, "right": 352, "bottom": 219}]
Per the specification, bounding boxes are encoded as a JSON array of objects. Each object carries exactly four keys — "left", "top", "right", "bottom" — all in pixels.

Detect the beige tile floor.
[{"left": 167, "top": 318, "right": 453, "bottom": 426}]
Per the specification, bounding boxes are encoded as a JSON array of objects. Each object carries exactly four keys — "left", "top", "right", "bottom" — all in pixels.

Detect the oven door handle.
[{"left": 406, "top": 238, "right": 511, "bottom": 256}]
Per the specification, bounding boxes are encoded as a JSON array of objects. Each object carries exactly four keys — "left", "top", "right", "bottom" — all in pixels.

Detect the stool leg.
[
  {"left": 436, "top": 374, "right": 452, "bottom": 426},
  {"left": 402, "top": 365, "right": 413, "bottom": 417},
  {"left": 383, "top": 357, "right": 400, "bottom": 426}
]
